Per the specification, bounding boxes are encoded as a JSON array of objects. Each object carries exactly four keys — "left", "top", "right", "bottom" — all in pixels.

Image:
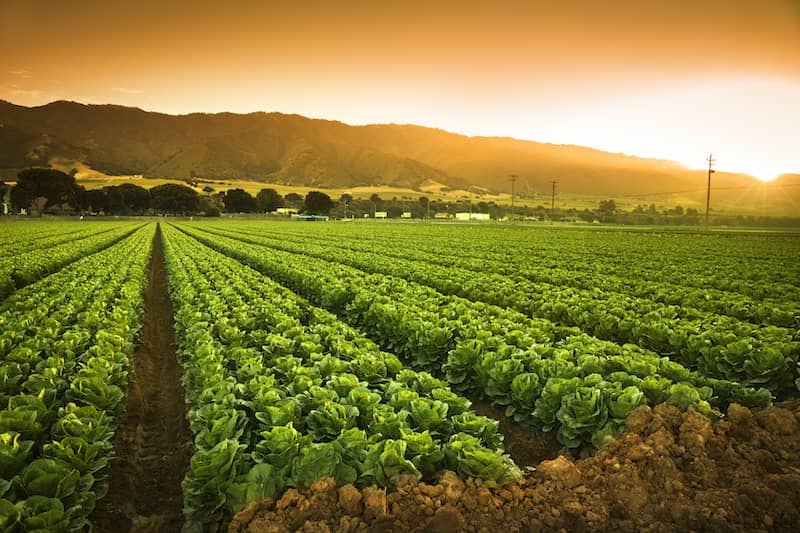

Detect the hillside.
[{"left": 0, "top": 100, "right": 797, "bottom": 213}]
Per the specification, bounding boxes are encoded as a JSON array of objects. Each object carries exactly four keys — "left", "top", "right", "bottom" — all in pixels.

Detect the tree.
[
  {"left": 256, "top": 188, "right": 284, "bottom": 212},
  {"left": 304, "top": 191, "right": 335, "bottom": 214},
  {"left": 339, "top": 193, "right": 353, "bottom": 205},
  {"left": 79, "top": 189, "right": 108, "bottom": 212},
  {"left": 102, "top": 186, "right": 126, "bottom": 214},
  {"left": 198, "top": 195, "right": 221, "bottom": 217},
  {"left": 386, "top": 205, "right": 403, "bottom": 218},
  {"left": 150, "top": 183, "right": 199, "bottom": 214},
  {"left": 115, "top": 183, "right": 151, "bottom": 213},
  {"left": 222, "top": 188, "right": 257, "bottom": 212},
  {"left": 11, "top": 168, "right": 82, "bottom": 210},
  {"left": 284, "top": 192, "right": 303, "bottom": 206},
  {"left": 598, "top": 199, "right": 617, "bottom": 215},
  {"left": 369, "top": 193, "right": 383, "bottom": 207}
]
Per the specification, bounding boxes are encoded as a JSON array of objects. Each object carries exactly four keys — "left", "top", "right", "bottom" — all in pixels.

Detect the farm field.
[{"left": 1, "top": 219, "right": 799, "bottom": 532}]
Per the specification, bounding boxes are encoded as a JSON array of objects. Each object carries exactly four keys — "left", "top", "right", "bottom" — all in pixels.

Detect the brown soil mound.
[
  {"left": 228, "top": 401, "right": 800, "bottom": 533},
  {"left": 92, "top": 226, "right": 194, "bottom": 532}
]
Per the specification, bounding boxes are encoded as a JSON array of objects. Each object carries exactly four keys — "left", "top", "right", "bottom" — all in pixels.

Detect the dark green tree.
[
  {"left": 11, "top": 168, "right": 82, "bottom": 209},
  {"left": 256, "top": 188, "right": 284, "bottom": 212},
  {"left": 222, "top": 188, "right": 257, "bottom": 212},
  {"left": 304, "top": 191, "right": 335, "bottom": 214},
  {"left": 387, "top": 205, "right": 403, "bottom": 218},
  {"left": 115, "top": 183, "right": 151, "bottom": 213},
  {"left": 284, "top": 192, "right": 303, "bottom": 206},
  {"left": 79, "top": 189, "right": 108, "bottom": 212},
  {"left": 102, "top": 186, "right": 126, "bottom": 214},
  {"left": 150, "top": 183, "right": 200, "bottom": 214},
  {"left": 598, "top": 199, "right": 617, "bottom": 215}
]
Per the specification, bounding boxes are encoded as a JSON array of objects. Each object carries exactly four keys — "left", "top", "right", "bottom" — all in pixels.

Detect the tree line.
[
  {"left": 0, "top": 168, "right": 338, "bottom": 216},
  {"left": 3, "top": 168, "right": 799, "bottom": 226}
]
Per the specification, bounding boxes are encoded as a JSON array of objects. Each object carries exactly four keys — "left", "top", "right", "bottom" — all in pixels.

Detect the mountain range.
[{"left": 0, "top": 99, "right": 797, "bottom": 214}]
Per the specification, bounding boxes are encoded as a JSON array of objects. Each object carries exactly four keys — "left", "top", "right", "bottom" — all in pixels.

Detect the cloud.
[
  {"left": 11, "top": 89, "right": 44, "bottom": 99},
  {"left": 7, "top": 69, "right": 32, "bottom": 79},
  {"left": 111, "top": 87, "right": 144, "bottom": 95}
]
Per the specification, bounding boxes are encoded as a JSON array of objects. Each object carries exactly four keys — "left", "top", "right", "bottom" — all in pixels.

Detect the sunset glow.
[{"left": 1, "top": 0, "right": 798, "bottom": 178}]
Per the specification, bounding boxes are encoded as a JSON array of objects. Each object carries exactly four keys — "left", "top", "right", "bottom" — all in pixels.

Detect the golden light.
[{"left": 513, "top": 77, "right": 800, "bottom": 181}]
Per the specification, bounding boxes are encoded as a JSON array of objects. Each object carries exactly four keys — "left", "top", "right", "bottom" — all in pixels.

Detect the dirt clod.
[
  {"left": 536, "top": 456, "right": 582, "bottom": 488},
  {"left": 339, "top": 485, "right": 363, "bottom": 516},
  {"left": 362, "top": 487, "right": 388, "bottom": 521},
  {"left": 424, "top": 506, "right": 465, "bottom": 533}
]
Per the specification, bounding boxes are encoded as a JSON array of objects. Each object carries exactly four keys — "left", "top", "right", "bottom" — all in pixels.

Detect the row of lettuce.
[
  {"left": 160, "top": 225, "right": 521, "bottom": 529},
  {"left": 172, "top": 224, "right": 774, "bottom": 448},
  {"left": 415, "top": 225, "right": 800, "bottom": 300},
  {"left": 0, "top": 222, "right": 143, "bottom": 301},
  {"left": 248, "top": 222, "right": 800, "bottom": 303},
  {"left": 237, "top": 224, "right": 799, "bottom": 328},
  {"left": 0, "top": 224, "right": 153, "bottom": 532},
  {"left": 185, "top": 223, "right": 800, "bottom": 398}
]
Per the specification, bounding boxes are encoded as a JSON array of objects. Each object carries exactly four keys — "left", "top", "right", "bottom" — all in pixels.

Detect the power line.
[
  {"left": 509, "top": 174, "right": 518, "bottom": 219},
  {"left": 612, "top": 182, "right": 800, "bottom": 200},
  {"left": 706, "top": 153, "right": 716, "bottom": 225}
]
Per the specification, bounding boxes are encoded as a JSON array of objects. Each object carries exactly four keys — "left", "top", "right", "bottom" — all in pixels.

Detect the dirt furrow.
[{"left": 92, "top": 225, "right": 193, "bottom": 532}]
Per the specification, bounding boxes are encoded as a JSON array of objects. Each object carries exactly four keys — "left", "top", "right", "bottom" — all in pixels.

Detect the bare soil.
[
  {"left": 469, "top": 398, "right": 562, "bottom": 468},
  {"left": 92, "top": 226, "right": 194, "bottom": 532},
  {"left": 228, "top": 401, "right": 800, "bottom": 533}
]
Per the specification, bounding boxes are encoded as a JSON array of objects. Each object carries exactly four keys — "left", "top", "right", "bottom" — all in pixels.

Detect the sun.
[{"left": 728, "top": 161, "right": 786, "bottom": 182}]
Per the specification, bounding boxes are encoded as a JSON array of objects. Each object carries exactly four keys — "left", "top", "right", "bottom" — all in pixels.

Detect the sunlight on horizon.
[{"left": 503, "top": 78, "right": 800, "bottom": 182}]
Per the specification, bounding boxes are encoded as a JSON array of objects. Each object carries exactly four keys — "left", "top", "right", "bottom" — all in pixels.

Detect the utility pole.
[
  {"left": 550, "top": 180, "right": 558, "bottom": 222},
  {"left": 705, "top": 153, "right": 716, "bottom": 226},
  {"left": 509, "top": 174, "right": 518, "bottom": 220}
]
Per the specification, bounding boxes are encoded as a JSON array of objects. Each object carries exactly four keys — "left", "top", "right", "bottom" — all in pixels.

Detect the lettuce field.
[{"left": 1, "top": 220, "right": 799, "bottom": 532}]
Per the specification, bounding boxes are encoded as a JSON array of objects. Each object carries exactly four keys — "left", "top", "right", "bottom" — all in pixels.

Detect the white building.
[{"left": 455, "top": 212, "right": 491, "bottom": 221}]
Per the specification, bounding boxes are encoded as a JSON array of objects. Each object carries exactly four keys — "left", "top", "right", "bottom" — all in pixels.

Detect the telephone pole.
[
  {"left": 705, "top": 153, "right": 716, "bottom": 226},
  {"left": 550, "top": 180, "right": 558, "bottom": 221},
  {"left": 509, "top": 174, "right": 518, "bottom": 220}
]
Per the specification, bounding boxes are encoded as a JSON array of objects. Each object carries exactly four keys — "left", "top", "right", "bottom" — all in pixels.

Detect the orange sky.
[{"left": 1, "top": 0, "right": 798, "bottom": 179}]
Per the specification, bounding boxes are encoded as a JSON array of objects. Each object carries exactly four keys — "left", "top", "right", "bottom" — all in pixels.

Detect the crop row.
[
  {"left": 172, "top": 223, "right": 771, "bottom": 453},
  {"left": 0, "top": 223, "right": 121, "bottom": 258},
  {"left": 0, "top": 223, "right": 66, "bottom": 246},
  {"left": 0, "top": 224, "right": 154, "bottom": 531},
  {"left": 0, "top": 222, "right": 144, "bottom": 301},
  {"left": 233, "top": 224, "right": 798, "bottom": 328},
  {"left": 252, "top": 223, "right": 800, "bottom": 302},
  {"left": 160, "top": 225, "right": 519, "bottom": 529},
  {"left": 190, "top": 224, "right": 800, "bottom": 396}
]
